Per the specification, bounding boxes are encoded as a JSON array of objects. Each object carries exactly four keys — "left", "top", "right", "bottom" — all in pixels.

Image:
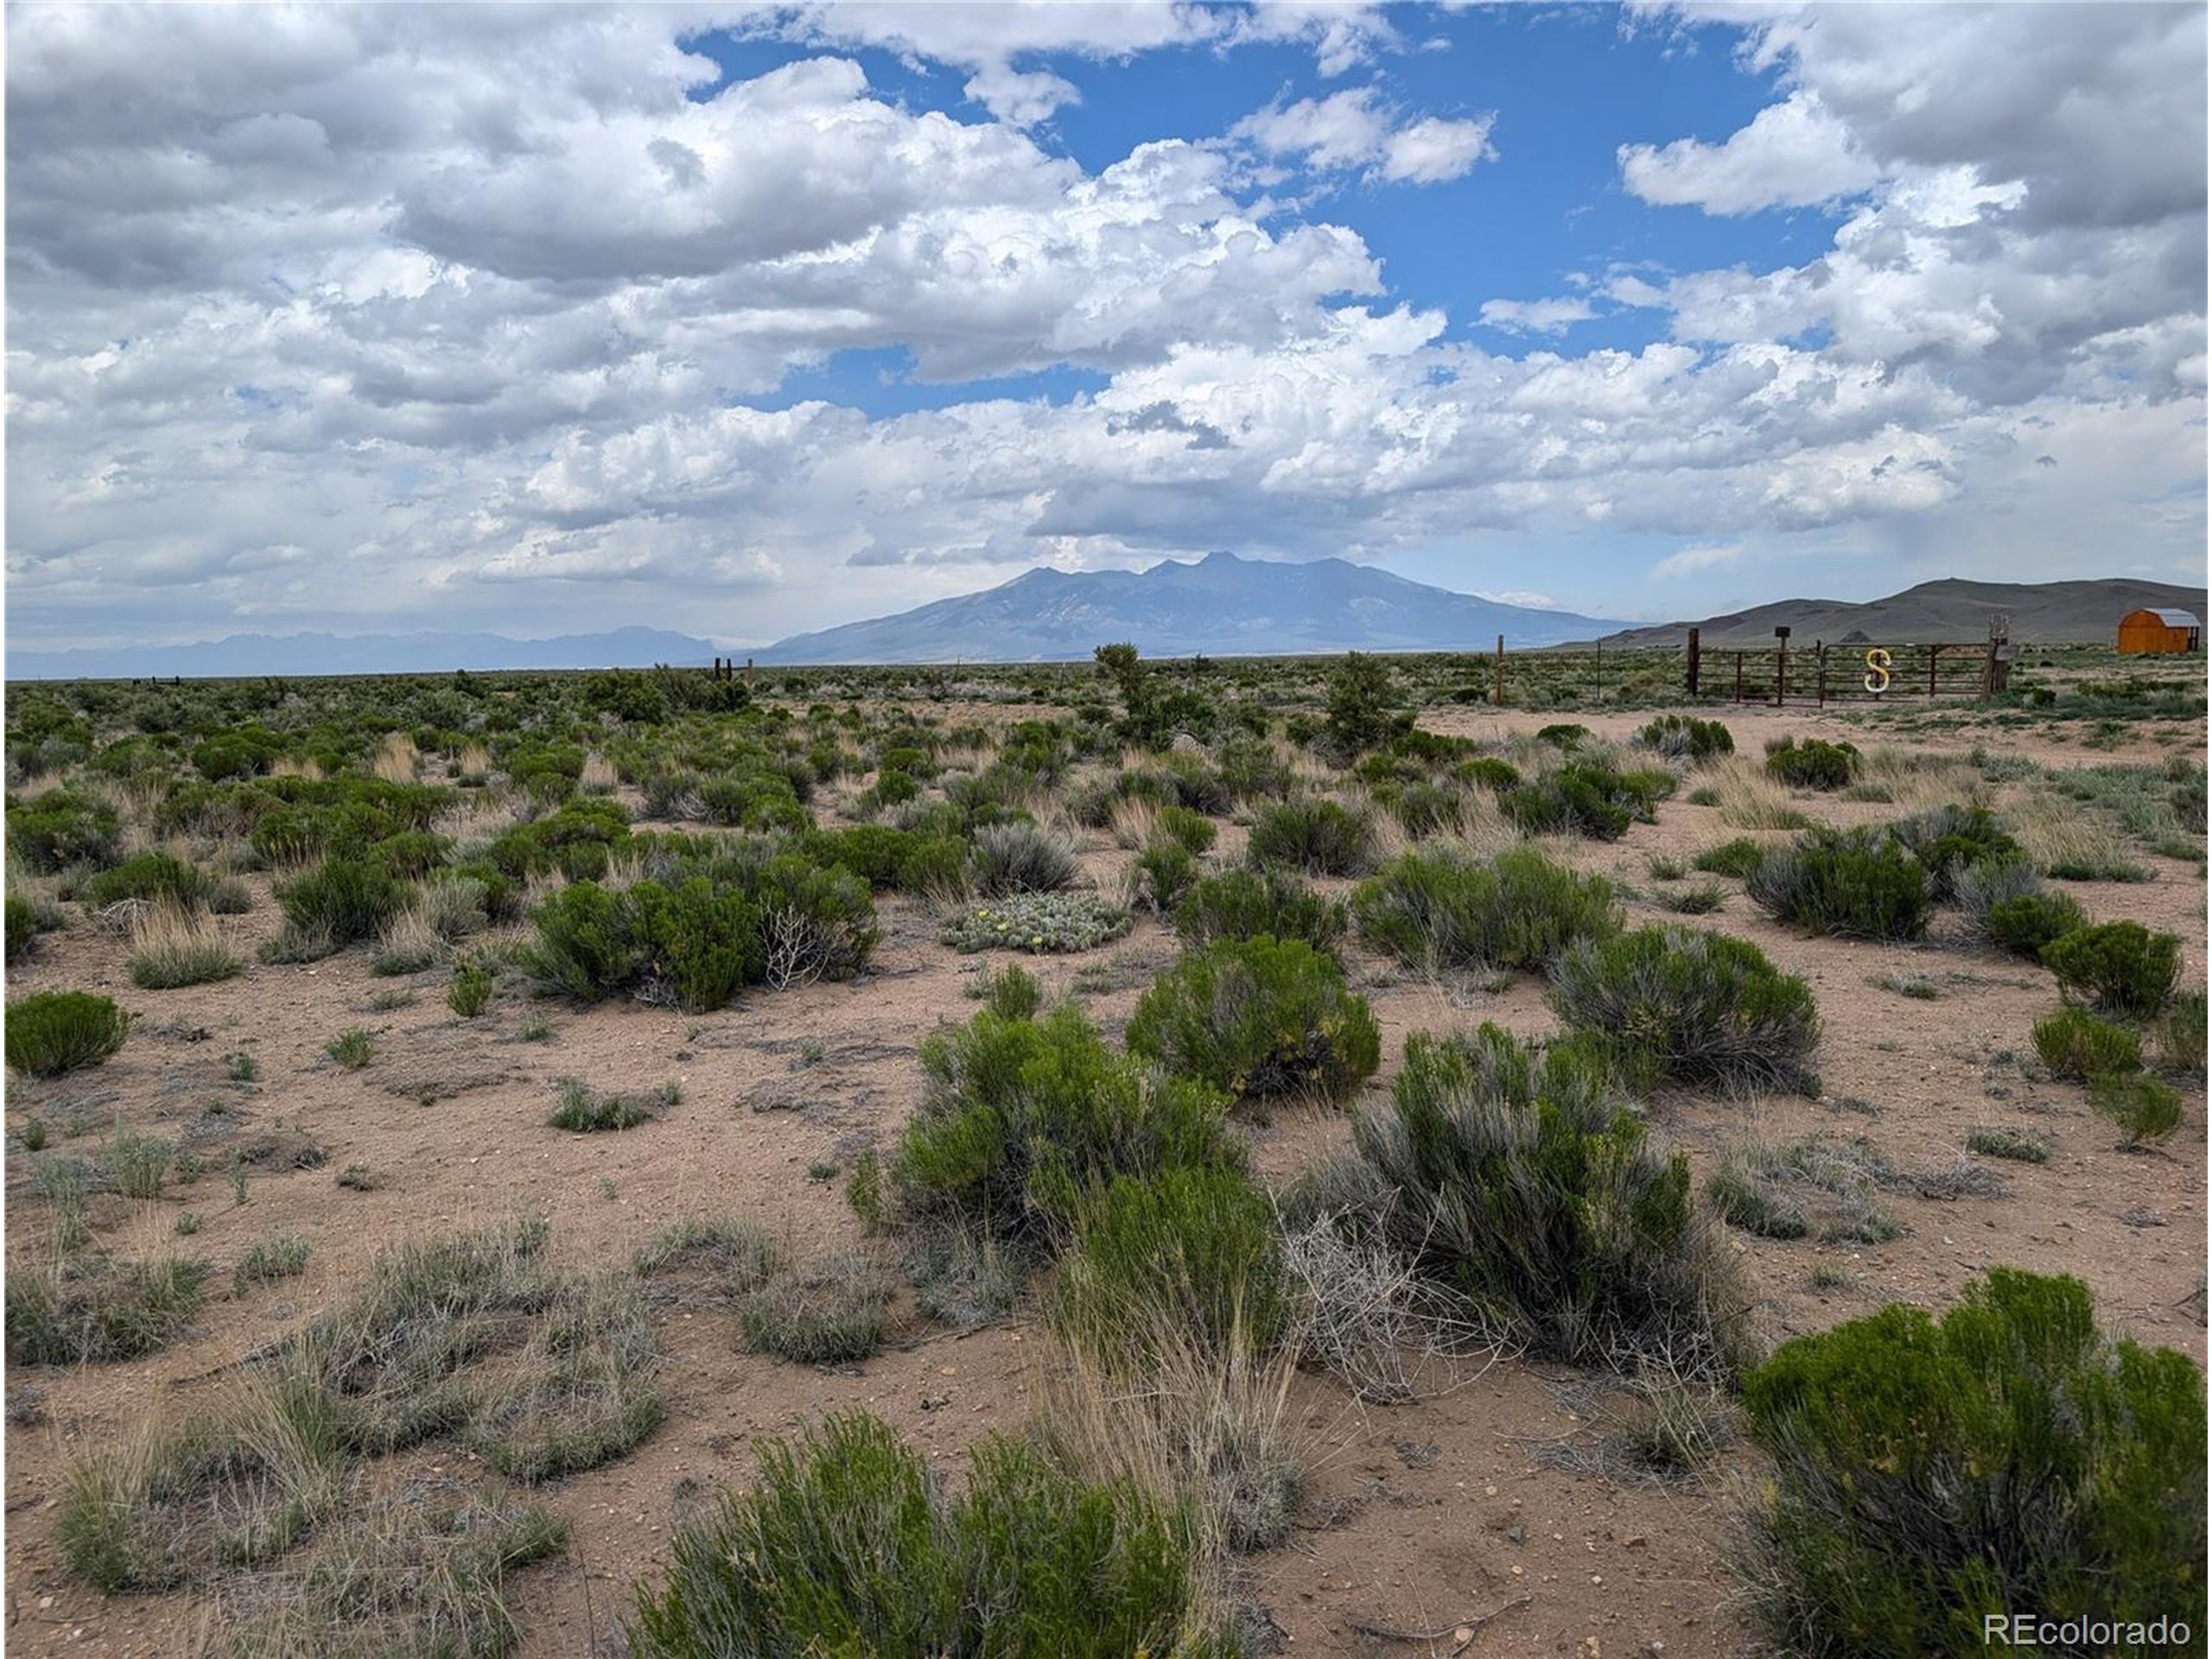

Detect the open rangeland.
[{"left": 4, "top": 647, "right": 2204, "bottom": 1657}]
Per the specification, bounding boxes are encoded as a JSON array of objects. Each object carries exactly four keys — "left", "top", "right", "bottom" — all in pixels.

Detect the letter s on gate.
[{"left": 1864, "top": 647, "right": 1892, "bottom": 695}]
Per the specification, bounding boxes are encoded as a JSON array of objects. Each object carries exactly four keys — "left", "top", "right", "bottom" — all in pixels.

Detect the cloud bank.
[{"left": 6, "top": 2, "right": 2202, "bottom": 650}]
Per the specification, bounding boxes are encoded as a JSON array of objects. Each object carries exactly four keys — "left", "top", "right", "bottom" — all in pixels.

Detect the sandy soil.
[{"left": 5, "top": 700, "right": 2204, "bottom": 1658}]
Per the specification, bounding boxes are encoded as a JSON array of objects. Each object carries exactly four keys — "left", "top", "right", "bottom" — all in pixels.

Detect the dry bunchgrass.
[
  {"left": 1108, "top": 795, "right": 1163, "bottom": 851},
  {"left": 2011, "top": 791, "right": 2145, "bottom": 881},
  {"left": 1861, "top": 747, "right": 1991, "bottom": 813},
  {"left": 598, "top": 847, "right": 652, "bottom": 893},
  {"left": 128, "top": 899, "right": 243, "bottom": 989},
  {"left": 58, "top": 1376, "right": 346, "bottom": 1592},
  {"left": 1706, "top": 757, "right": 1815, "bottom": 830},
  {"left": 1096, "top": 856, "right": 1144, "bottom": 912},
  {"left": 1446, "top": 785, "right": 1522, "bottom": 857},
  {"left": 267, "top": 756, "right": 325, "bottom": 783},
  {"left": 216, "top": 1480, "right": 567, "bottom": 1657},
  {"left": 935, "top": 741, "right": 989, "bottom": 774},
  {"left": 369, "top": 905, "right": 443, "bottom": 976},
  {"left": 370, "top": 735, "right": 418, "bottom": 786},
  {"left": 111, "top": 785, "right": 173, "bottom": 849},
  {"left": 420, "top": 875, "right": 491, "bottom": 942},
  {"left": 579, "top": 752, "right": 620, "bottom": 794},
  {"left": 1356, "top": 790, "right": 1416, "bottom": 864},
  {"left": 454, "top": 742, "right": 493, "bottom": 785},
  {"left": 1035, "top": 1294, "right": 1306, "bottom": 1567},
  {"left": 435, "top": 794, "right": 523, "bottom": 844},
  {"left": 1013, "top": 787, "right": 1082, "bottom": 846}
]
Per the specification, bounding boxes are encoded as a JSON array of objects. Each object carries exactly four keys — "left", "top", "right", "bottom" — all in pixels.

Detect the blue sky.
[{"left": 7, "top": 2, "right": 2205, "bottom": 652}]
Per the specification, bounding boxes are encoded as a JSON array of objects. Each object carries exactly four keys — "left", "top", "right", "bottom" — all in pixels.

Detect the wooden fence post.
[
  {"left": 1493, "top": 634, "right": 1504, "bottom": 706},
  {"left": 744, "top": 658, "right": 755, "bottom": 691},
  {"left": 1686, "top": 627, "right": 1700, "bottom": 696},
  {"left": 1816, "top": 643, "right": 1827, "bottom": 708},
  {"left": 1775, "top": 638, "right": 1787, "bottom": 707},
  {"left": 1732, "top": 652, "right": 1744, "bottom": 702},
  {"left": 1594, "top": 639, "right": 1603, "bottom": 702}
]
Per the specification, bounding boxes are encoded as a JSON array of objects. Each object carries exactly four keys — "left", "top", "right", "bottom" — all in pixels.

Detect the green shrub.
[
  {"left": 2156, "top": 988, "right": 2208, "bottom": 1075},
  {"left": 969, "top": 821, "right": 1078, "bottom": 896},
  {"left": 1151, "top": 804, "right": 1217, "bottom": 855},
  {"left": 550, "top": 1078, "right": 667, "bottom": 1133},
  {"left": 942, "top": 892, "right": 1132, "bottom": 954},
  {"left": 1349, "top": 1027, "right": 1745, "bottom": 1376},
  {"left": 1740, "top": 1269, "right": 2205, "bottom": 1657},
  {"left": 1370, "top": 778, "right": 1460, "bottom": 838},
  {"left": 524, "top": 880, "right": 642, "bottom": 1001},
  {"left": 886, "top": 1003, "right": 1239, "bottom": 1255},
  {"left": 1550, "top": 925, "right": 1820, "bottom": 1092},
  {"left": 1324, "top": 652, "right": 1403, "bottom": 757},
  {"left": 1887, "top": 805, "right": 2020, "bottom": 903},
  {"left": 1352, "top": 846, "right": 1619, "bottom": 974},
  {"left": 2032, "top": 1007, "right": 2143, "bottom": 1081},
  {"left": 1247, "top": 797, "right": 1371, "bottom": 875},
  {"left": 326, "top": 1029, "right": 372, "bottom": 1070},
  {"left": 627, "top": 1412, "right": 1234, "bottom": 1659},
  {"left": 192, "top": 731, "right": 276, "bottom": 780},
  {"left": 754, "top": 855, "right": 880, "bottom": 987},
  {"left": 1982, "top": 890, "right": 2088, "bottom": 959},
  {"left": 1457, "top": 755, "right": 1522, "bottom": 791},
  {"left": 1691, "top": 837, "right": 1766, "bottom": 878},
  {"left": 6, "top": 992, "right": 130, "bottom": 1077},
  {"left": 810, "top": 825, "right": 917, "bottom": 890},
  {"left": 8, "top": 791, "right": 122, "bottom": 874},
  {"left": 5, "top": 894, "right": 40, "bottom": 963},
  {"left": 274, "top": 858, "right": 405, "bottom": 953},
  {"left": 1535, "top": 722, "right": 1589, "bottom": 748},
  {"left": 1503, "top": 760, "right": 1663, "bottom": 840},
  {"left": 2088, "top": 1072, "right": 2184, "bottom": 1146},
  {"left": 448, "top": 960, "right": 494, "bottom": 1018},
  {"left": 1173, "top": 867, "right": 1346, "bottom": 959},
  {"left": 2042, "top": 921, "right": 2181, "bottom": 1018},
  {"left": 976, "top": 962, "right": 1044, "bottom": 1020},
  {"left": 1656, "top": 880, "right": 1726, "bottom": 915},
  {"left": 1052, "top": 1165, "right": 1288, "bottom": 1361},
  {"left": 1638, "top": 714, "right": 1734, "bottom": 761},
  {"left": 1136, "top": 839, "right": 1198, "bottom": 913},
  {"left": 78, "top": 852, "right": 214, "bottom": 913},
  {"left": 1125, "top": 937, "right": 1380, "bottom": 1107},
  {"left": 1764, "top": 735, "right": 1861, "bottom": 790},
  {"left": 488, "top": 795, "right": 632, "bottom": 878},
  {"left": 1747, "top": 827, "right": 1930, "bottom": 941},
  {"left": 894, "top": 834, "right": 969, "bottom": 901},
  {"left": 632, "top": 878, "right": 763, "bottom": 1011}
]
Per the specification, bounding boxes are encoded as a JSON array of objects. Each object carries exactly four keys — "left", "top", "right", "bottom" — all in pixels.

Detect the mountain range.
[
  {"left": 1591, "top": 576, "right": 2207, "bottom": 651},
  {"left": 3, "top": 626, "right": 721, "bottom": 682},
  {"left": 9, "top": 564, "right": 2200, "bottom": 680},
  {"left": 754, "top": 551, "right": 1616, "bottom": 663}
]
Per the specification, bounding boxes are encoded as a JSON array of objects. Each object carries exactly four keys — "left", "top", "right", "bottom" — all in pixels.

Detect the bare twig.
[{"left": 1344, "top": 1595, "right": 1532, "bottom": 1643}]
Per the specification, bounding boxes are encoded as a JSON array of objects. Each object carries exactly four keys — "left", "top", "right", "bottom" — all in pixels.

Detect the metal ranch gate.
[{"left": 1687, "top": 620, "right": 2014, "bottom": 705}]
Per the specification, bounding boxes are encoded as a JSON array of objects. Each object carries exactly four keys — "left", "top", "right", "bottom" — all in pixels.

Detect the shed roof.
[{"left": 2133, "top": 607, "right": 2202, "bottom": 628}]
